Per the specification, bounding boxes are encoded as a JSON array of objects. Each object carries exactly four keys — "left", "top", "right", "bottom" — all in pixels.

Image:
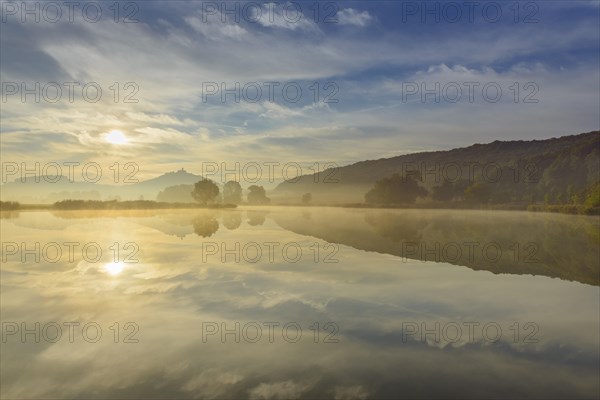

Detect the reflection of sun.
[
  {"left": 105, "top": 130, "right": 128, "bottom": 145},
  {"left": 104, "top": 262, "right": 124, "bottom": 276}
]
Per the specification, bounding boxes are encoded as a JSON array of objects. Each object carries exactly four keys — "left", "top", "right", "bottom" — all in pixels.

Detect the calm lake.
[{"left": 1, "top": 207, "right": 599, "bottom": 399}]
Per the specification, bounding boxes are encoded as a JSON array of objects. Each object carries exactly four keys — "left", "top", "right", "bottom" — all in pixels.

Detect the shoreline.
[{"left": 2, "top": 202, "right": 598, "bottom": 216}]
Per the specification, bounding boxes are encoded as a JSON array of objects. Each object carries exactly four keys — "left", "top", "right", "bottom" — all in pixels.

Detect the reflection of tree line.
[
  {"left": 367, "top": 212, "right": 600, "bottom": 285},
  {"left": 27, "top": 207, "right": 600, "bottom": 285},
  {"left": 191, "top": 210, "right": 269, "bottom": 237},
  {"left": 273, "top": 210, "right": 600, "bottom": 286},
  {"left": 46, "top": 209, "right": 270, "bottom": 238},
  {"left": 0, "top": 210, "right": 20, "bottom": 219},
  {"left": 189, "top": 210, "right": 316, "bottom": 250}
]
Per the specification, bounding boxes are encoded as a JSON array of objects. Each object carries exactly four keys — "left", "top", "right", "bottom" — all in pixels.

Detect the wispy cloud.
[
  {"left": 337, "top": 8, "right": 373, "bottom": 27},
  {"left": 0, "top": 1, "right": 598, "bottom": 174}
]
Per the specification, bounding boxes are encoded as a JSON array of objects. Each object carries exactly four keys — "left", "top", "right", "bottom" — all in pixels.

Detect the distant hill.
[
  {"left": 272, "top": 131, "right": 600, "bottom": 204},
  {"left": 3, "top": 132, "right": 598, "bottom": 206},
  {"left": 130, "top": 169, "right": 202, "bottom": 193},
  {"left": 0, "top": 168, "right": 203, "bottom": 204},
  {"left": 157, "top": 184, "right": 195, "bottom": 203}
]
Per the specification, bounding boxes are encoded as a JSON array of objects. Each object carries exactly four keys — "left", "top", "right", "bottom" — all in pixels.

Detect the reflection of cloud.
[
  {"left": 1, "top": 209, "right": 599, "bottom": 399},
  {"left": 248, "top": 380, "right": 311, "bottom": 400},
  {"left": 334, "top": 385, "right": 369, "bottom": 400},
  {"left": 257, "top": 290, "right": 330, "bottom": 311},
  {"left": 183, "top": 369, "right": 244, "bottom": 398}
]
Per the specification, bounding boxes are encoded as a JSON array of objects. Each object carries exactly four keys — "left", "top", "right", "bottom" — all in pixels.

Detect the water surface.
[{"left": 1, "top": 208, "right": 598, "bottom": 399}]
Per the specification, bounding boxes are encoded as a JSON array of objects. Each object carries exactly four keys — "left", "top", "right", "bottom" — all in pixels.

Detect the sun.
[
  {"left": 105, "top": 130, "right": 129, "bottom": 145},
  {"left": 104, "top": 262, "right": 125, "bottom": 276}
]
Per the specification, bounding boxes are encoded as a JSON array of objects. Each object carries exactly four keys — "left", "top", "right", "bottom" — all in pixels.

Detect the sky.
[{"left": 1, "top": 0, "right": 599, "bottom": 182}]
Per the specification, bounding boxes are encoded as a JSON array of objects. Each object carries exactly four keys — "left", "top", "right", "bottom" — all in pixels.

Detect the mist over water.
[{"left": 1, "top": 208, "right": 598, "bottom": 399}]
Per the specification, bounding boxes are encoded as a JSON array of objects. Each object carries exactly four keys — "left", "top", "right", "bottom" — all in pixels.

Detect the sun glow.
[
  {"left": 104, "top": 262, "right": 125, "bottom": 276},
  {"left": 105, "top": 130, "right": 129, "bottom": 145}
]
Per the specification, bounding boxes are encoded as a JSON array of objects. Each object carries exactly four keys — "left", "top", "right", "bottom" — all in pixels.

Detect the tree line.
[
  {"left": 190, "top": 180, "right": 270, "bottom": 205},
  {"left": 364, "top": 173, "right": 600, "bottom": 213}
]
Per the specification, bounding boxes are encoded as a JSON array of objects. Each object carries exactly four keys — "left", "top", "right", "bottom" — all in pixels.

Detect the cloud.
[
  {"left": 132, "top": 127, "right": 195, "bottom": 144},
  {"left": 0, "top": 1, "right": 598, "bottom": 173},
  {"left": 259, "top": 101, "right": 331, "bottom": 120},
  {"left": 125, "top": 112, "right": 192, "bottom": 127},
  {"left": 185, "top": 15, "right": 248, "bottom": 40},
  {"left": 337, "top": 9, "right": 373, "bottom": 27},
  {"left": 254, "top": 2, "right": 320, "bottom": 32}
]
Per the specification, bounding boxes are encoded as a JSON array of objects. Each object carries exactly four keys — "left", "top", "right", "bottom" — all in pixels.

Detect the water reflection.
[
  {"left": 223, "top": 212, "right": 242, "bottom": 230},
  {"left": 192, "top": 214, "right": 220, "bottom": 238},
  {"left": 272, "top": 208, "right": 600, "bottom": 286},
  {"left": 0, "top": 210, "right": 20, "bottom": 220},
  {"left": 247, "top": 210, "right": 269, "bottom": 226},
  {"left": 1, "top": 208, "right": 598, "bottom": 399},
  {"left": 39, "top": 207, "right": 600, "bottom": 285}
]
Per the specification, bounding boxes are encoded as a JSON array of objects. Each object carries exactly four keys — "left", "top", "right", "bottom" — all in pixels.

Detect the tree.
[
  {"left": 247, "top": 185, "right": 270, "bottom": 205},
  {"left": 301, "top": 193, "right": 312, "bottom": 204},
  {"left": 571, "top": 193, "right": 580, "bottom": 205},
  {"left": 0, "top": 201, "right": 20, "bottom": 211},
  {"left": 464, "top": 183, "right": 491, "bottom": 204},
  {"left": 452, "top": 179, "right": 470, "bottom": 201},
  {"left": 584, "top": 183, "right": 600, "bottom": 207},
  {"left": 567, "top": 185, "right": 575, "bottom": 204},
  {"left": 223, "top": 181, "right": 243, "bottom": 204},
  {"left": 157, "top": 184, "right": 195, "bottom": 203},
  {"left": 364, "top": 174, "right": 428, "bottom": 205},
  {"left": 544, "top": 193, "right": 551, "bottom": 205},
  {"left": 431, "top": 181, "right": 455, "bottom": 202},
  {"left": 490, "top": 190, "right": 511, "bottom": 204},
  {"left": 192, "top": 179, "right": 219, "bottom": 205}
]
